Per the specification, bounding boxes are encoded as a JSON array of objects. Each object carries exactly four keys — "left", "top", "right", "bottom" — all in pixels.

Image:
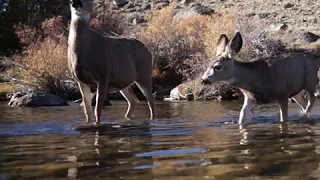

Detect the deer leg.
[
  {"left": 292, "top": 91, "right": 308, "bottom": 113},
  {"left": 239, "top": 95, "right": 255, "bottom": 124},
  {"left": 78, "top": 82, "right": 93, "bottom": 123},
  {"left": 278, "top": 98, "right": 288, "bottom": 122},
  {"left": 135, "top": 81, "right": 155, "bottom": 119},
  {"left": 120, "top": 87, "right": 139, "bottom": 119},
  {"left": 94, "top": 82, "right": 108, "bottom": 125},
  {"left": 302, "top": 90, "right": 316, "bottom": 119}
]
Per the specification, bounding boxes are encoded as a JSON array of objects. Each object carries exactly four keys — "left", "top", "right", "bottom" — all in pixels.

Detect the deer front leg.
[
  {"left": 78, "top": 82, "right": 93, "bottom": 123},
  {"left": 94, "top": 82, "right": 108, "bottom": 125},
  {"left": 278, "top": 98, "right": 288, "bottom": 122},
  {"left": 239, "top": 95, "right": 255, "bottom": 124}
]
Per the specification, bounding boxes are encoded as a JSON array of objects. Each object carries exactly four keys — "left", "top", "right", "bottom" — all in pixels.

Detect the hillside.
[{"left": 113, "top": 0, "right": 320, "bottom": 47}]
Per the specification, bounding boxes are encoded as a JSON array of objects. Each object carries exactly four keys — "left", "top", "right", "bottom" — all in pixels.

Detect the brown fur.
[{"left": 68, "top": 0, "right": 155, "bottom": 124}]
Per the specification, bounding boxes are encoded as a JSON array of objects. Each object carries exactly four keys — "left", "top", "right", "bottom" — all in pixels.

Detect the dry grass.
[
  {"left": 0, "top": 83, "right": 15, "bottom": 94},
  {"left": 14, "top": 37, "right": 70, "bottom": 94},
  {"left": 138, "top": 3, "right": 237, "bottom": 87},
  {"left": 203, "top": 12, "right": 237, "bottom": 58}
]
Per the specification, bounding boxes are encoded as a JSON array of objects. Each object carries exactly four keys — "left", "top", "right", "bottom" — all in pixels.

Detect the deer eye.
[{"left": 213, "top": 64, "right": 221, "bottom": 71}]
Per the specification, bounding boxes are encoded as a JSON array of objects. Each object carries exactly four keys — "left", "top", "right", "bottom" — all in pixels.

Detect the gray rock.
[
  {"left": 300, "top": 32, "right": 320, "bottom": 43},
  {"left": 290, "top": 31, "right": 320, "bottom": 45},
  {"left": 173, "top": 3, "right": 214, "bottom": 21},
  {"left": 113, "top": 0, "right": 128, "bottom": 7},
  {"left": 163, "top": 83, "right": 194, "bottom": 101},
  {"left": 258, "top": 12, "right": 270, "bottom": 19},
  {"left": 127, "top": 13, "right": 145, "bottom": 25},
  {"left": 284, "top": 3, "right": 294, "bottom": 9},
  {"left": 269, "top": 23, "right": 289, "bottom": 32},
  {"left": 8, "top": 92, "right": 68, "bottom": 107},
  {"left": 141, "top": 4, "right": 151, "bottom": 10},
  {"left": 153, "top": 2, "right": 170, "bottom": 10}
]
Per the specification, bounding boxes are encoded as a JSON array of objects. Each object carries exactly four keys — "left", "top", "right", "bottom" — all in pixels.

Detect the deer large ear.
[
  {"left": 228, "top": 31, "right": 243, "bottom": 56},
  {"left": 216, "top": 34, "right": 229, "bottom": 56}
]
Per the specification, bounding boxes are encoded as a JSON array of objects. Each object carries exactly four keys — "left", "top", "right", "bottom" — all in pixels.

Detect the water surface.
[{"left": 1, "top": 100, "right": 320, "bottom": 179}]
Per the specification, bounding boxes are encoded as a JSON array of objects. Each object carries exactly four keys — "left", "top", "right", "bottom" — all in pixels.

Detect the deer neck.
[
  {"left": 68, "top": 13, "right": 91, "bottom": 65},
  {"left": 230, "top": 61, "right": 261, "bottom": 92}
]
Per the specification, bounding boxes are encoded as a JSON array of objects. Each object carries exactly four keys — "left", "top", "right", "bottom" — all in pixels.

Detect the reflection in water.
[
  {"left": 236, "top": 122, "right": 320, "bottom": 179},
  {"left": 1, "top": 101, "right": 320, "bottom": 179}
]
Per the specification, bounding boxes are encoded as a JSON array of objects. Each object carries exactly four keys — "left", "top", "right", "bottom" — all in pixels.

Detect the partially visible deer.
[
  {"left": 68, "top": 0, "right": 155, "bottom": 124},
  {"left": 201, "top": 31, "right": 319, "bottom": 124}
]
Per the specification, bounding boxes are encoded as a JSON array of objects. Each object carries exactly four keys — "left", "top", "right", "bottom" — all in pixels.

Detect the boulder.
[
  {"left": 8, "top": 92, "right": 68, "bottom": 107},
  {"left": 163, "top": 80, "right": 242, "bottom": 101},
  {"left": 58, "top": 80, "right": 81, "bottom": 100},
  {"left": 163, "top": 83, "right": 194, "bottom": 101},
  {"left": 283, "top": 31, "right": 320, "bottom": 46},
  {"left": 299, "top": 32, "right": 320, "bottom": 43}
]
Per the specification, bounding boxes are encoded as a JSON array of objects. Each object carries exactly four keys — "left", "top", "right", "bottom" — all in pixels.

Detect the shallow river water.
[{"left": 1, "top": 100, "right": 320, "bottom": 180}]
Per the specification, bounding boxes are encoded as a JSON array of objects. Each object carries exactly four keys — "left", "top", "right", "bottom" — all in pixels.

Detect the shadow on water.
[{"left": 1, "top": 101, "right": 320, "bottom": 179}]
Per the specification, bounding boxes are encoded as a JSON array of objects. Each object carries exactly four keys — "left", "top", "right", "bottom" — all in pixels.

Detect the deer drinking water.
[
  {"left": 201, "top": 32, "right": 319, "bottom": 124},
  {"left": 68, "top": 0, "right": 155, "bottom": 124}
]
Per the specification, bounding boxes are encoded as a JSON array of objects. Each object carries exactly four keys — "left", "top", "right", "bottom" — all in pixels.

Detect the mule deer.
[
  {"left": 68, "top": 0, "right": 155, "bottom": 124},
  {"left": 201, "top": 32, "right": 319, "bottom": 124}
]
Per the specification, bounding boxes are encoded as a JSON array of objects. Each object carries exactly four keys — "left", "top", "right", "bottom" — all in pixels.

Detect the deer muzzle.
[
  {"left": 70, "top": 0, "right": 83, "bottom": 8},
  {"left": 201, "top": 79, "right": 211, "bottom": 85}
]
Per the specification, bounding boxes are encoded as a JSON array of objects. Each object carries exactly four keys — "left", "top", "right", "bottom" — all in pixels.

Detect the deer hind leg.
[
  {"left": 278, "top": 98, "right": 289, "bottom": 122},
  {"left": 239, "top": 95, "right": 255, "bottom": 124},
  {"left": 78, "top": 82, "right": 93, "bottom": 123},
  {"left": 292, "top": 91, "right": 308, "bottom": 113},
  {"left": 120, "top": 86, "right": 139, "bottom": 119},
  {"left": 94, "top": 82, "right": 108, "bottom": 125},
  {"left": 302, "top": 89, "right": 316, "bottom": 119},
  {"left": 135, "top": 80, "right": 155, "bottom": 119}
]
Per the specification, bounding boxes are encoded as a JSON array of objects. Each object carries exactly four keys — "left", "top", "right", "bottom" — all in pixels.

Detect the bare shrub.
[
  {"left": 41, "top": 16, "right": 68, "bottom": 43},
  {"left": 203, "top": 11, "right": 237, "bottom": 58},
  {"left": 138, "top": 3, "right": 237, "bottom": 88},
  {"left": 13, "top": 16, "right": 72, "bottom": 97},
  {"left": 91, "top": 1, "right": 127, "bottom": 35},
  {"left": 236, "top": 15, "right": 287, "bottom": 61},
  {"left": 15, "top": 16, "right": 68, "bottom": 48},
  {"left": 14, "top": 23, "right": 40, "bottom": 47},
  {"left": 15, "top": 38, "right": 70, "bottom": 92}
]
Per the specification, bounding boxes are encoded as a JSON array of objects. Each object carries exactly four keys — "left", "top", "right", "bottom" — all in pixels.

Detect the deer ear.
[
  {"left": 228, "top": 31, "right": 243, "bottom": 55},
  {"left": 216, "top": 34, "right": 229, "bottom": 56}
]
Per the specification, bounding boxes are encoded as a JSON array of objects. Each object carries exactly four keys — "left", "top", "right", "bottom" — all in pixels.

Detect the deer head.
[
  {"left": 70, "top": 0, "right": 94, "bottom": 19},
  {"left": 201, "top": 31, "right": 243, "bottom": 85}
]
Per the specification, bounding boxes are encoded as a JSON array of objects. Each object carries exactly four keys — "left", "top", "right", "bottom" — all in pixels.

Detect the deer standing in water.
[
  {"left": 201, "top": 32, "right": 319, "bottom": 124},
  {"left": 68, "top": 0, "right": 155, "bottom": 124}
]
